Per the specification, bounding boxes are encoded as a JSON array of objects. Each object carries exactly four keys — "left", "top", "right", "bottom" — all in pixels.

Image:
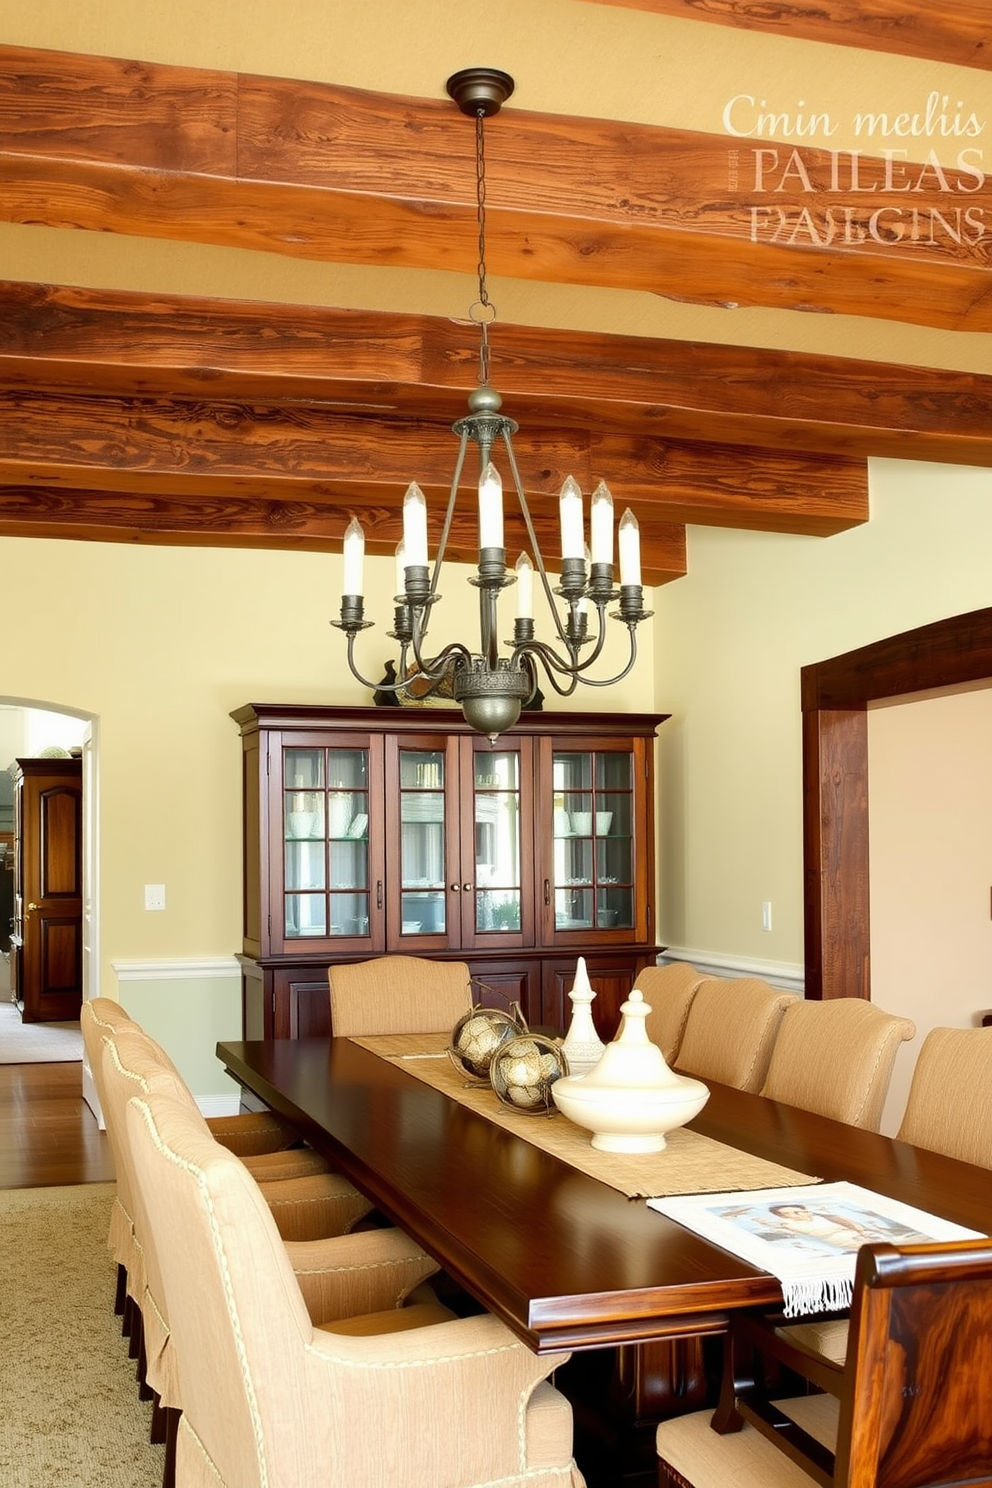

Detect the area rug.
[
  {"left": 0, "top": 1183, "right": 165, "bottom": 1488},
  {"left": 0, "top": 1002, "right": 83, "bottom": 1063}
]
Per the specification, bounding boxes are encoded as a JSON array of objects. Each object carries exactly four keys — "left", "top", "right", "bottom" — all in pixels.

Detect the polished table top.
[{"left": 218, "top": 1037, "right": 992, "bottom": 1355}]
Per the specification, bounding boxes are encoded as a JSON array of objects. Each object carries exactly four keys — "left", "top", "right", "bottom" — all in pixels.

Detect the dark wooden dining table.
[{"left": 217, "top": 1035, "right": 992, "bottom": 1356}]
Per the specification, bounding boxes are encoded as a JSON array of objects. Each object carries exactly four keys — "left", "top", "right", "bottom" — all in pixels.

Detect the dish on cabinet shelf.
[{"left": 556, "top": 916, "right": 593, "bottom": 930}]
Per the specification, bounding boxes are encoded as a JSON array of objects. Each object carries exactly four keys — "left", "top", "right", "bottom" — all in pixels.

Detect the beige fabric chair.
[
  {"left": 634, "top": 962, "right": 708, "bottom": 1064},
  {"left": 674, "top": 978, "right": 793, "bottom": 1092},
  {"left": 760, "top": 997, "right": 916, "bottom": 1132},
  {"left": 656, "top": 1236, "right": 992, "bottom": 1488},
  {"left": 897, "top": 1025, "right": 992, "bottom": 1166},
  {"left": 82, "top": 997, "right": 321, "bottom": 1167},
  {"left": 328, "top": 953, "right": 473, "bottom": 1036},
  {"left": 126, "top": 1085, "right": 586, "bottom": 1488},
  {"left": 101, "top": 1029, "right": 378, "bottom": 1411}
]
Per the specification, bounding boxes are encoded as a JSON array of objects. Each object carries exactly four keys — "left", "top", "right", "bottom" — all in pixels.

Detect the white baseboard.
[{"left": 658, "top": 946, "right": 805, "bottom": 995}]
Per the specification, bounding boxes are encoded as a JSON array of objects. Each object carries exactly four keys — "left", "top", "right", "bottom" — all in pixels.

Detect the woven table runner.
[{"left": 351, "top": 1033, "right": 820, "bottom": 1200}]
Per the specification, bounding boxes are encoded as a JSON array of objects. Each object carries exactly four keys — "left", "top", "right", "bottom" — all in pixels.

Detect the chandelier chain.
[{"left": 475, "top": 108, "right": 492, "bottom": 386}]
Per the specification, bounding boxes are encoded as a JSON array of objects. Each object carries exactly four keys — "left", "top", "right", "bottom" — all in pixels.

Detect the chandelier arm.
[
  {"left": 429, "top": 430, "right": 473, "bottom": 600},
  {"left": 513, "top": 642, "right": 581, "bottom": 698},
  {"left": 339, "top": 632, "right": 419, "bottom": 696},
  {"left": 408, "top": 604, "right": 473, "bottom": 681},
  {"left": 499, "top": 431, "right": 575, "bottom": 651}
]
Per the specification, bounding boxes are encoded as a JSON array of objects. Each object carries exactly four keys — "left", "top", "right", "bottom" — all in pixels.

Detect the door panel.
[{"left": 16, "top": 759, "right": 83, "bottom": 1022}]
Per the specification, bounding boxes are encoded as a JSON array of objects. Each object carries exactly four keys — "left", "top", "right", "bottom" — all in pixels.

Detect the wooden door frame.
[{"left": 802, "top": 608, "right": 992, "bottom": 1000}]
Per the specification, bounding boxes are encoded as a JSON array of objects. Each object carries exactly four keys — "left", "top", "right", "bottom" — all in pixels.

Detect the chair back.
[
  {"left": 80, "top": 998, "right": 144, "bottom": 1283},
  {"left": 760, "top": 998, "right": 915, "bottom": 1131},
  {"left": 675, "top": 978, "right": 793, "bottom": 1092},
  {"left": 634, "top": 962, "right": 708, "bottom": 1064},
  {"left": 126, "top": 1086, "right": 579, "bottom": 1488},
  {"left": 837, "top": 1238, "right": 992, "bottom": 1486},
  {"left": 329, "top": 954, "right": 472, "bottom": 1037},
  {"left": 896, "top": 1025, "right": 992, "bottom": 1166},
  {"left": 100, "top": 1026, "right": 200, "bottom": 1407}
]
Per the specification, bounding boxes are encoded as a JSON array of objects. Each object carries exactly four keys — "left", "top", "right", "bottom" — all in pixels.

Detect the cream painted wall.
[
  {"left": 870, "top": 685, "right": 992, "bottom": 1135},
  {"left": 652, "top": 458, "right": 992, "bottom": 977},
  {"left": 0, "top": 533, "right": 653, "bottom": 1092}
]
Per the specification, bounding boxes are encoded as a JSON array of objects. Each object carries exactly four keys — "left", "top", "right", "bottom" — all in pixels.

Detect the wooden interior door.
[{"left": 14, "top": 757, "right": 83, "bottom": 1023}]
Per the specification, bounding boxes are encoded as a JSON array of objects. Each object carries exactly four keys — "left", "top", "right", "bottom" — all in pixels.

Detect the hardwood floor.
[{"left": 0, "top": 1060, "right": 116, "bottom": 1188}]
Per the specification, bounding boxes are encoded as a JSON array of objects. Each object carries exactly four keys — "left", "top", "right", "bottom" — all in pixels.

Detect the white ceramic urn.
[{"left": 552, "top": 988, "right": 709, "bottom": 1153}]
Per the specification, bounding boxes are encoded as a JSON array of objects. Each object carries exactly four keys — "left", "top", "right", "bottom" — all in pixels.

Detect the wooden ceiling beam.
[
  {"left": 2, "top": 47, "right": 990, "bottom": 332},
  {"left": 577, "top": 0, "right": 992, "bottom": 73},
  {"left": 0, "top": 482, "right": 689, "bottom": 583},
  {"left": 3, "top": 283, "right": 990, "bottom": 469},
  {"left": 0, "top": 390, "right": 867, "bottom": 546}
]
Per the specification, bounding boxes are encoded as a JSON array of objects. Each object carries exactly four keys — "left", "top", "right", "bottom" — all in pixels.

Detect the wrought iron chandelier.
[{"left": 332, "top": 67, "right": 651, "bottom": 741}]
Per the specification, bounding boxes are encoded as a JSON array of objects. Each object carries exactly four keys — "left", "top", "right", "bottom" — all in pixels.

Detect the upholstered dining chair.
[
  {"left": 328, "top": 953, "right": 473, "bottom": 1036},
  {"left": 656, "top": 1236, "right": 992, "bottom": 1488},
  {"left": 82, "top": 997, "right": 323, "bottom": 1166},
  {"left": 126, "top": 1084, "right": 586, "bottom": 1488},
  {"left": 896, "top": 1025, "right": 992, "bottom": 1167},
  {"left": 634, "top": 961, "right": 708, "bottom": 1064},
  {"left": 103, "top": 1026, "right": 445, "bottom": 1488},
  {"left": 674, "top": 978, "right": 793, "bottom": 1093},
  {"left": 759, "top": 997, "right": 916, "bottom": 1132}
]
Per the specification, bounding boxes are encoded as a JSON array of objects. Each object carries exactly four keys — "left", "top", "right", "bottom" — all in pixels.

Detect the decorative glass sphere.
[
  {"left": 448, "top": 1008, "right": 524, "bottom": 1082},
  {"left": 489, "top": 1034, "right": 569, "bottom": 1114}
]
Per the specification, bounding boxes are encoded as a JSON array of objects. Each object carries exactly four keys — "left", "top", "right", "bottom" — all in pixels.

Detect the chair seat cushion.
[
  {"left": 318, "top": 1301, "right": 455, "bottom": 1336},
  {"left": 782, "top": 1317, "right": 849, "bottom": 1366},
  {"left": 657, "top": 1392, "right": 838, "bottom": 1488}
]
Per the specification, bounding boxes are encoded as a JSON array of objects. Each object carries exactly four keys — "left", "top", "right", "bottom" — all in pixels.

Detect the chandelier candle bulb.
[
  {"left": 478, "top": 461, "right": 504, "bottom": 551},
  {"left": 559, "top": 476, "right": 585, "bottom": 561},
  {"left": 393, "top": 540, "right": 407, "bottom": 601},
  {"left": 515, "top": 552, "right": 534, "bottom": 620},
  {"left": 590, "top": 481, "right": 614, "bottom": 567},
  {"left": 402, "top": 482, "right": 429, "bottom": 568},
  {"left": 618, "top": 508, "right": 642, "bottom": 588},
  {"left": 342, "top": 517, "right": 365, "bottom": 598}
]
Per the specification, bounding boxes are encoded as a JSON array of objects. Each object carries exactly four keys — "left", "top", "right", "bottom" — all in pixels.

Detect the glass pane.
[
  {"left": 596, "top": 753, "right": 633, "bottom": 791},
  {"left": 555, "top": 886, "right": 593, "bottom": 930},
  {"left": 286, "top": 790, "right": 324, "bottom": 840},
  {"left": 400, "top": 751, "right": 444, "bottom": 790},
  {"left": 329, "top": 893, "right": 369, "bottom": 936},
  {"left": 400, "top": 744, "right": 446, "bottom": 928},
  {"left": 475, "top": 750, "right": 521, "bottom": 935},
  {"left": 285, "top": 893, "right": 327, "bottom": 938},
  {"left": 400, "top": 890, "right": 446, "bottom": 934},
  {"left": 596, "top": 886, "right": 633, "bottom": 930},
  {"left": 552, "top": 747, "right": 635, "bottom": 932},
  {"left": 285, "top": 749, "right": 324, "bottom": 790},
  {"left": 327, "top": 749, "right": 368, "bottom": 790},
  {"left": 330, "top": 841, "right": 367, "bottom": 890},
  {"left": 285, "top": 840, "right": 325, "bottom": 892}
]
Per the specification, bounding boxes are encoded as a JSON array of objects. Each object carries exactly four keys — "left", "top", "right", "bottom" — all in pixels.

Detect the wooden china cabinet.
[{"left": 232, "top": 704, "right": 667, "bottom": 1041}]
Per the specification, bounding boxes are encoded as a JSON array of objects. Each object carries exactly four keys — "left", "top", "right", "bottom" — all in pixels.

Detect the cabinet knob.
[
  {"left": 462, "top": 882, "right": 473, "bottom": 893},
  {"left": 27, "top": 902, "right": 40, "bottom": 912},
  {"left": 450, "top": 883, "right": 461, "bottom": 893}
]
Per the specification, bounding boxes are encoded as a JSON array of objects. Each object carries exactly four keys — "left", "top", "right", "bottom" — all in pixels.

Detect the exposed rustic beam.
[
  {"left": 3, "top": 283, "right": 990, "bottom": 469},
  {"left": 0, "top": 389, "right": 867, "bottom": 546},
  {"left": 577, "top": 0, "right": 991, "bottom": 73},
  {"left": 0, "top": 483, "right": 689, "bottom": 582},
  {"left": 2, "top": 47, "right": 990, "bottom": 332}
]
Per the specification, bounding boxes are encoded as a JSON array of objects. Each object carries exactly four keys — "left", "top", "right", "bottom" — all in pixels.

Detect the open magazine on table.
[{"left": 648, "top": 1180, "right": 986, "bottom": 1316}]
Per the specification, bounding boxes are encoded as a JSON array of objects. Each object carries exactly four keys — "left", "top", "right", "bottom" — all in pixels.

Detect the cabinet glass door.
[
  {"left": 473, "top": 751, "right": 522, "bottom": 935},
  {"left": 283, "top": 746, "right": 370, "bottom": 939},
  {"left": 398, "top": 749, "right": 447, "bottom": 936},
  {"left": 552, "top": 749, "right": 634, "bottom": 931}
]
